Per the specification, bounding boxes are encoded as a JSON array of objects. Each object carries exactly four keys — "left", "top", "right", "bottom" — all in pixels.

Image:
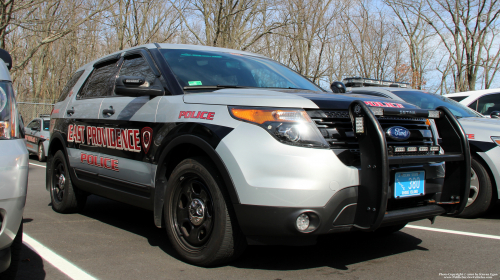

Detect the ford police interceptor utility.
[
  {"left": 47, "top": 44, "right": 470, "bottom": 266},
  {"left": 342, "top": 77, "right": 500, "bottom": 218},
  {"left": 0, "top": 48, "right": 28, "bottom": 278},
  {"left": 25, "top": 114, "right": 50, "bottom": 161}
]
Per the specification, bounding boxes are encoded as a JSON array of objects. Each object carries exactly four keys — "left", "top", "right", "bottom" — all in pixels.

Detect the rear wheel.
[
  {"left": 164, "top": 157, "right": 246, "bottom": 266},
  {"left": 457, "top": 158, "right": 493, "bottom": 218},
  {"left": 37, "top": 142, "right": 46, "bottom": 162},
  {"left": 50, "top": 150, "right": 86, "bottom": 213}
]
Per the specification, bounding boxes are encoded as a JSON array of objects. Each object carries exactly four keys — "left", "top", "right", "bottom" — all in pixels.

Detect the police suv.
[
  {"left": 47, "top": 44, "right": 470, "bottom": 266},
  {"left": 25, "top": 114, "right": 50, "bottom": 161},
  {"left": 342, "top": 77, "right": 500, "bottom": 218}
]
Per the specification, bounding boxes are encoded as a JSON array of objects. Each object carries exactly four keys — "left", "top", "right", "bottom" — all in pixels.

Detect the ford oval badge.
[{"left": 386, "top": 126, "right": 410, "bottom": 141}]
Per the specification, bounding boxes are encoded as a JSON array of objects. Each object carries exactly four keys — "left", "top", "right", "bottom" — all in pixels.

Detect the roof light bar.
[{"left": 342, "top": 77, "right": 410, "bottom": 88}]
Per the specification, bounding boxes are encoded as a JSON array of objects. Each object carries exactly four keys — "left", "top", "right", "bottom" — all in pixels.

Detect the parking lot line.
[
  {"left": 406, "top": 225, "right": 500, "bottom": 240},
  {"left": 23, "top": 233, "right": 97, "bottom": 280},
  {"left": 29, "top": 163, "right": 46, "bottom": 168}
]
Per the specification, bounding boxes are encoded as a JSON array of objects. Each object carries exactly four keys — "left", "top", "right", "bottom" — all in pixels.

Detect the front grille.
[{"left": 308, "top": 110, "right": 437, "bottom": 164}]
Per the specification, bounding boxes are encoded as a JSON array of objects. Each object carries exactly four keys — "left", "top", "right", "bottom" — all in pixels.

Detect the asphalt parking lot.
[{"left": 17, "top": 158, "right": 500, "bottom": 280}]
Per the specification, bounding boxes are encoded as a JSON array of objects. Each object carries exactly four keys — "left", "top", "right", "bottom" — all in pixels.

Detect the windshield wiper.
[{"left": 183, "top": 85, "right": 247, "bottom": 90}]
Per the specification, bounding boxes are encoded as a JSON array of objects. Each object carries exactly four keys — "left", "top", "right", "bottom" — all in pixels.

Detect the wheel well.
[
  {"left": 48, "top": 137, "right": 65, "bottom": 158},
  {"left": 162, "top": 143, "right": 212, "bottom": 185},
  {"left": 471, "top": 151, "right": 498, "bottom": 201}
]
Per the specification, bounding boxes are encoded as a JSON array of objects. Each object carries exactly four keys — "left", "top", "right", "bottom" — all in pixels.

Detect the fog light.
[
  {"left": 407, "top": 147, "right": 417, "bottom": 152},
  {"left": 296, "top": 213, "right": 310, "bottom": 232}
]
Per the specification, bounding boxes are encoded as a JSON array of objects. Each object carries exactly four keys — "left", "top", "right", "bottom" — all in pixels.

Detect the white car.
[
  {"left": 0, "top": 48, "right": 28, "bottom": 278},
  {"left": 346, "top": 82, "right": 498, "bottom": 218},
  {"left": 445, "top": 89, "right": 500, "bottom": 118}
]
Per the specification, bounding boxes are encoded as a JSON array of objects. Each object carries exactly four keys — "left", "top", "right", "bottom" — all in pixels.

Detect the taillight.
[{"left": 0, "top": 82, "right": 20, "bottom": 139}]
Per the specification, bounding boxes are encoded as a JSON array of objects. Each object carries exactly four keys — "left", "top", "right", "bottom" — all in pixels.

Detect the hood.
[
  {"left": 183, "top": 88, "right": 419, "bottom": 110},
  {"left": 459, "top": 117, "right": 500, "bottom": 132}
]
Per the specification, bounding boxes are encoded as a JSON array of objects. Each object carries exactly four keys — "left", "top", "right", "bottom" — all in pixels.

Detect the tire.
[
  {"left": 0, "top": 223, "right": 23, "bottom": 279},
  {"left": 37, "top": 142, "right": 46, "bottom": 162},
  {"left": 164, "top": 157, "right": 246, "bottom": 266},
  {"left": 50, "top": 150, "right": 86, "bottom": 213},
  {"left": 372, "top": 223, "right": 407, "bottom": 235},
  {"left": 457, "top": 158, "right": 493, "bottom": 218}
]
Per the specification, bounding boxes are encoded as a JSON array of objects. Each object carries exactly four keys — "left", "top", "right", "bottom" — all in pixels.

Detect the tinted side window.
[
  {"left": 43, "top": 120, "right": 50, "bottom": 131},
  {"left": 27, "top": 120, "right": 38, "bottom": 129},
  {"left": 118, "top": 55, "right": 156, "bottom": 85},
  {"left": 468, "top": 100, "right": 478, "bottom": 112},
  {"left": 448, "top": 96, "right": 467, "bottom": 102},
  {"left": 57, "top": 70, "right": 84, "bottom": 102},
  {"left": 78, "top": 61, "right": 119, "bottom": 99},
  {"left": 476, "top": 93, "right": 500, "bottom": 115}
]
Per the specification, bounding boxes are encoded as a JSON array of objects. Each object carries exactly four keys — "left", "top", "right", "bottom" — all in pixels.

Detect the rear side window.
[
  {"left": 43, "top": 120, "right": 50, "bottom": 130},
  {"left": 476, "top": 93, "right": 500, "bottom": 115},
  {"left": 57, "top": 70, "right": 84, "bottom": 102},
  {"left": 447, "top": 96, "right": 467, "bottom": 102},
  {"left": 77, "top": 61, "right": 119, "bottom": 99}
]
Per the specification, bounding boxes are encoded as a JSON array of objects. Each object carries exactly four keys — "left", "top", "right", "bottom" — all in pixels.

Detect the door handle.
[
  {"left": 67, "top": 107, "right": 75, "bottom": 116},
  {"left": 102, "top": 106, "right": 115, "bottom": 116}
]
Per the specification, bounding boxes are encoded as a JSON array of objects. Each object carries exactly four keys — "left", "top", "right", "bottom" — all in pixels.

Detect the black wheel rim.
[
  {"left": 172, "top": 175, "right": 214, "bottom": 249},
  {"left": 51, "top": 158, "right": 66, "bottom": 203}
]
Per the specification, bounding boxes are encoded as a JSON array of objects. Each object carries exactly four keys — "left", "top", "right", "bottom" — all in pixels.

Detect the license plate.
[{"left": 394, "top": 171, "right": 425, "bottom": 198}]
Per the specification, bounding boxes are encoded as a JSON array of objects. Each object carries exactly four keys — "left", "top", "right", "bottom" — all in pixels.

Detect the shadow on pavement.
[
  {"left": 232, "top": 231, "right": 425, "bottom": 271},
  {"left": 17, "top": 243, "right": 46, "bottom": 280},
  {"left": 79, "top": 195, "right": 181, "bottom": 260},
  {"left": 78, "top": 195, "right": 427, "bottom": 271}
]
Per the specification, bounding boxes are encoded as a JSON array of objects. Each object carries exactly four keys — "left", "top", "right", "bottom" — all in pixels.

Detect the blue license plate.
[{"left": 394, "top": 171, "right": 425, "bottom": 198}]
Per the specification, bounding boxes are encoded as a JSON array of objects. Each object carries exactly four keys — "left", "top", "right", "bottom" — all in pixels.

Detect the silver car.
[
  {"left": 0, "top": 48, "right": 28, "bottom": 278},
  {"left": 25, "top": 115, "right": 50, "bottom": 161}
]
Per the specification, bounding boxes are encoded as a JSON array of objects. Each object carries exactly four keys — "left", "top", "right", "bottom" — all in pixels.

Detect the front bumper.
[{"left": 0, "top": 139, "right": 28, "bottom": 252}]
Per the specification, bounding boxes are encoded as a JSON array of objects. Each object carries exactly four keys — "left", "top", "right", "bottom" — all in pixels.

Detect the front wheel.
[
  {"left": 164, "top": 157, "right": 246, "bottom": 266},
  {"left": 38, "top": 142, "right": 46, "bottom": 162},
  {"left": 50, "top": 150, "right": 86, "bottom": 213},
  {"left": 457, "top": 158, "right": 493, "bottom": 218}
]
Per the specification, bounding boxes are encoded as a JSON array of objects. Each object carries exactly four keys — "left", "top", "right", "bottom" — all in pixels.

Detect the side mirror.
[
  {"left": 114, "top": 76, "right": 165, "bottom": 97},
  {"left": 330, "top": 81, "right": 346, "bottom": 93},
  {"left": 490, "top": 111, "right": 500, "bottom": 118},
  {"left": 32, "top": 126, "right": 39, "bottom": 131}
]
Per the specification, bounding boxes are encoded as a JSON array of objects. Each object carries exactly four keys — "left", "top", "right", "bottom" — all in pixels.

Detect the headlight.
[
  {"left": 491, "top": 136, "right": 500, "bottom": 146},
  {"left": 0, "top": 82, "right": 20, "bottom": 139},
  {"left": 229, "top": 106, "right": 329, "bottom": 148}
]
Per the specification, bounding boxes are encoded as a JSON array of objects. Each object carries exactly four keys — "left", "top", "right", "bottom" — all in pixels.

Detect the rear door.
[
  {"left": 65, "top": 56, "right": 121, "bottom": 180},
  {"left": 97, "top": 49, "right": 162, "bottom": 200}
]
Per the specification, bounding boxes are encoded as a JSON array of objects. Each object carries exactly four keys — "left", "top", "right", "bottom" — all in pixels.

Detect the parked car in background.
[
  {"left": 342, "top": 77, "right": 499, "bottom": 218},
  {"left": 445, "top": 88, "right": 500, "bottom": 118},
  {"left": 24, "top": 114, "right": 50, "bottom": 161},
  {"left": 0, "top": 48, "right": 28, "bottom": 279}
]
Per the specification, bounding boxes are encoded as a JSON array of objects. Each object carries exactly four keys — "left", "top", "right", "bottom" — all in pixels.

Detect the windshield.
[
  {"left": 160, "top": 49, "right": 323, "bottom": 91},
  {"left": 391, "top": 90, "right": 481, "bottom": 118}
]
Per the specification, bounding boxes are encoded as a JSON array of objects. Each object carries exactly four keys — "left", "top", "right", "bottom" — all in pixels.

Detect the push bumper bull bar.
[{"left": 348, "top": 101, "right": 470, "bottom": 231}]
